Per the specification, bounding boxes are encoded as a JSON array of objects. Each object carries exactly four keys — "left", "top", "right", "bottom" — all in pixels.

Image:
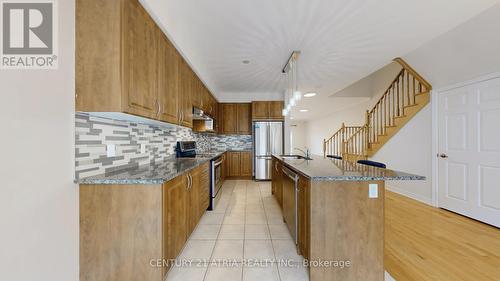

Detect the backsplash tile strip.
[{"left": 75, "top": 112, "right": 252, "bottom": 179}]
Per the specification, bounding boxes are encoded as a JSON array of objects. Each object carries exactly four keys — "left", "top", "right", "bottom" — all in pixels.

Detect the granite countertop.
[
  {"left": 273, "top": 154, "right": 425, "bottom": 181},
  {"left": 77, "top": 150, "right": 229, "bottom": 185}
]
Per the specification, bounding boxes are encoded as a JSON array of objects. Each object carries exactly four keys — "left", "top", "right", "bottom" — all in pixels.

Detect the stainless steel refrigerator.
[{"left": 253, "top": 121, "right": 284, "bottom": 180}]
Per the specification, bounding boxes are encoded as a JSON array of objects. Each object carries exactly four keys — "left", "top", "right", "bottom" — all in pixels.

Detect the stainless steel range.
[{"left": 176, "top": 141, "right": 222, "bottom": 211}]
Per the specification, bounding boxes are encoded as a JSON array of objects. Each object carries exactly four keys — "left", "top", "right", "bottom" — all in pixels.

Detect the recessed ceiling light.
[
  {"left": 242, "top": 60, "right": 250, "bottom": 64},
  {"left": 304, "top": 92, "right": 317, "bottom": 97},
  {"left": 290, "top": 117, "right": 294, "bottom": 120},
  {"left": 299, "top": 109, "right": 309, "bottom": 112}
]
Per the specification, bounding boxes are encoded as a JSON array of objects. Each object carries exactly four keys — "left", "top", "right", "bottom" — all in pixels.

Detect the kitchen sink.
[{"left": 280, "top": 154, "right": 313, "bottom": 160}]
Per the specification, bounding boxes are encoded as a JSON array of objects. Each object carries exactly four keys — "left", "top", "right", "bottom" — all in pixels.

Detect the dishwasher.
[{"left": 281, "top": 166, "right": 299, "bottom": 247}]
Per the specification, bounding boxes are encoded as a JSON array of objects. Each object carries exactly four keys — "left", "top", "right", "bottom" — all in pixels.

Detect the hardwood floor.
[{"left": 385, "top": 191, "right": 500, "bottom": 281}]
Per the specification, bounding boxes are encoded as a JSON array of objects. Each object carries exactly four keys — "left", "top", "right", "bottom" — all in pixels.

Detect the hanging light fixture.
[{"left": 282, "top": 51, "right": 301, "bottom": 117}]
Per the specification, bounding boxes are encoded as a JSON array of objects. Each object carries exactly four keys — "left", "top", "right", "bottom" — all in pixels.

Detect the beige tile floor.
[{"left": 165, "top": 180, "right": 395, "bottom": 281}]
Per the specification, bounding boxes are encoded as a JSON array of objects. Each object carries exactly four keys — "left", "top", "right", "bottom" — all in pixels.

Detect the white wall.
[
  {"left": 290, "top": 120, "right": 308, "bottom": 153},
  {"left": 404, "top": 3, "right": 500, "bottom": 89},
  {"left": 371, "top": 106, "right": 433, "bottom": 203},
  {"left": 306, "top": 100, "right": 368, "bottom": 155},
  {"left": 306, "top": 62, "right": 401, "bottom": 155},
  {"left": 0, "top": 1, "right": 78, "bottom": 281},
  {"left": 305, "top": 3, "right": 500, "bottom": 204}
]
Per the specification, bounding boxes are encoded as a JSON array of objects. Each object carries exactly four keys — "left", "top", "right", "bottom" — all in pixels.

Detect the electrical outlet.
[
  {"left": 106, "top": 144, "right": 116, "bottom": 157},
  {"left": 369, "top": 184, "right": 378, "bottom": 198}
]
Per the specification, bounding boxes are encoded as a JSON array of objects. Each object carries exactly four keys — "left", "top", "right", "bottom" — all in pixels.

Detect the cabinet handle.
[{"left": 189, "top": 174, "right": 193, "bottom": 189}]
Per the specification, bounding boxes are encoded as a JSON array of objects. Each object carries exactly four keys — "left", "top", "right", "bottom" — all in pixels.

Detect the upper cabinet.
[
  {"left": 157, "top": 31, "right": 179, "bottom": 124},
  {"left": 76, "top": 0, "right": 216, "bottom": 128},
  {"left": 252, "top": 101, "right": 284, "bottom": 120},
  {"left": 122, "top": 0, "right": 158, "bottom": 119},
  {"left": 220, "top": 103, "right": 252, "bottom": 135}
]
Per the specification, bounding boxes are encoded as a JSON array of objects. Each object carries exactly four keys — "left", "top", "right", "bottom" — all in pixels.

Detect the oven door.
[{"left": 213, "top": 157, "right": 223, "bottom": 197}]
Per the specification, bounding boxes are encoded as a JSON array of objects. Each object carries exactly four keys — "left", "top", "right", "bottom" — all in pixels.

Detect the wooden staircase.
[{"left": 323, "top": 58, "right": 432, "bottom": 162}]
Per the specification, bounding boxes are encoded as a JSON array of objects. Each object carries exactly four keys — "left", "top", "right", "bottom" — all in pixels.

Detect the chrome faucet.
[{"left": 294, "top": 147, "right": 310, "bottom": 159}]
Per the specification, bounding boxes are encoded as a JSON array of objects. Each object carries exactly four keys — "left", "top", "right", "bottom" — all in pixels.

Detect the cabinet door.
[
  {"left": 198, "top": 163, "right": 210, "bottom": 216},
  {"left": 191, "top": 77, "right": 202, "bottom": 109},
  {"left": 271, "top": 158, "right": 277, "bottom": 195},
  {"left": 222, "top": 104, "right": 237, "bottom": 134},
  {"left": 163, "top": 175, "right": 188, "bottom": 266},
  {"left": 228, "top": 152, "right": 241, "bottom": 177},
  {"left": 179, "top": 60, "right": 193, "bottom": 128},
  {"left": 275, "top": 162, "right": 283, "bottom": 207},
  {"left": 157, "top": 31, "right": 179, "bottom": 124},
  {"left": 76, "top": 0, "right": 122, "bottom": 112},
  {"left": 240, "top": 151, "right": 252, "bottom": 177},
  {"left": 298, "top": 176, "right": 310, "bottom": 260},
  {"left": 187, "top": 171, "right": 200, "bottom": 236},
  {"left": 252, "top": 101, "right": 269, "bottom": 120},
  {"left": 221, "top": 153, "right": 227, "bottom": 181},
  {"left": 237, "top": 103, "right": 251, "bottom": 134},
  {"left": 202, "top": 86, "right": 210, "bottom": 114},
  {"left": 122, "top": 0, "right": 158, "bottom": 119},
  {"left": 269, "top": 101, "right": 284, "bottom": 120}
]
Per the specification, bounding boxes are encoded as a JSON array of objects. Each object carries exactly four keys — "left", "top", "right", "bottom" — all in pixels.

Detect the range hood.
[
  {"left": 193, "top": 108, "right": 212, "bottom": 121},
  {"left": 193, "top": 108, "right": 215, "bottom": 133}
]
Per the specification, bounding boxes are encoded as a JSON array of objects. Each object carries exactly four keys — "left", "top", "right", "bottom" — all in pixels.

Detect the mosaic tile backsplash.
[{"left": 75, "top": 112, "right": 252, "bottom": 179}]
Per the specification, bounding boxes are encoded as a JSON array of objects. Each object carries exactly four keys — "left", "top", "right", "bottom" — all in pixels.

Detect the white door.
[{"left": 438, "top": 76, "right": 500, "bottom": 228}]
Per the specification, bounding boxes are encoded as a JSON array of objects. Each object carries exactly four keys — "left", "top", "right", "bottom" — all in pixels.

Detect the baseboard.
[{"left": 386, "top": 184, "right": 432, "bottom": 206}]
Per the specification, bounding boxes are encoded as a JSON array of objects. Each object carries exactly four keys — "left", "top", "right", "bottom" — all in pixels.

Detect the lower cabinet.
[
  {"left": 80, "top": 162, "right": 210, "bottom": 281},
  {"left": 227, "top": 151, "right": 252, "bottom": 178},
  {"left": 271, "top": 157, "right": 283, "bottom": 207},
  {"left": 165, "top": 162, "right": 209, "bottom": 263},
  {"left": 297, "top": 176, "right": 310, "bottom": 260}
]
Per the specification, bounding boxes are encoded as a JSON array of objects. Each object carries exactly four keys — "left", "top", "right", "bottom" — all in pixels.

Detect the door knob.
[{"left": 438, "top": 153, "right": 448, "bottom": 158}]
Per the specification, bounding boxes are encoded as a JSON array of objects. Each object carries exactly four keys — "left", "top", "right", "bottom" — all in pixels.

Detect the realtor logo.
[{"left": 1, "top": 0, "right": 58, "bottom": 69}]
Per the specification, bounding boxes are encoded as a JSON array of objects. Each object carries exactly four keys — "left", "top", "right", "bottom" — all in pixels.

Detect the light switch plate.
[
  {"left": 369, "top": 184, "right": 378, "bottom": 198},
  {"left": 106, "top": 144, "right": 116, "bottom": 157}
]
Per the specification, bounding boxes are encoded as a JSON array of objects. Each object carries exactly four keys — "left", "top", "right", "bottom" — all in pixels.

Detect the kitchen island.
[{"left": 271, "top": 154, "right": 424, "bottom": 281}]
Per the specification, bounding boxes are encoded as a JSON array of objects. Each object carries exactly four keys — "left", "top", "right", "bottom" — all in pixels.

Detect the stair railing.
[
  {"left": 339, "top": 58, "right": 432, "bottom": 159},
  {"left": 323, "top": 123, "right": 363, "bottom": 158}
]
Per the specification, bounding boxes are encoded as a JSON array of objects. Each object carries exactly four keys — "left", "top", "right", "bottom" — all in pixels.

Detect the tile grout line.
[
  {"left": 201, "top": 180, "right": 231, "bottom": 281},
  {"left": 242, "top": 180, "right": 247, "bottom": 281},
  {"left": 260, "top": 181, "right": 283, "bottom": 281}
]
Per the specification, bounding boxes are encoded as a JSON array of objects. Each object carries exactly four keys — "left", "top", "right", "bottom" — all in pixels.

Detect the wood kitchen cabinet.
[
  {"left": 237, "top": 103, "right": 252, "bottom": 134},
  {"left": 122, "top": 0, "right": 158, "bottom": 119},
  {"left": 240, "top": 151, "right": 252, "bottom": 176},
  {"left": 227, "top": 151, "right": 252, "bottom": 178},
  {"left": 163, "top": 175, "right": 188, "bottom": 268},
  {"left": 179, "top": 59, "right": 193, "bottom": 127},
  {"left": 252, "top": 101, "right": 284, "bottom": 120},
  {"left": 222, "top": 104, "right": 237, "bottom": 134},
  {"left": 271, "top": 157, "right": 283, "bottom": 207},
  {"left": 157, "top": 31, "right": 179, "bottom": 124},
  {"left": 228, "top": 151, "right": 241, "bottom": 177},
  {"left": 297, "top": 175, "right": 310, "bottom": 260},
  {"left": 220, "top": 103, "right": 252, "bottom": 135},
  {"left": 80, "top": 162, "right": 210, "bottom": 281},
  {"left": 77, "top": 0, "right": 217, "bottom": 128}
]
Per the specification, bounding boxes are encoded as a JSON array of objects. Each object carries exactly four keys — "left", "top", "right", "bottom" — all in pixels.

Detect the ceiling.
[{"left": 142, "top": 0, "right": 499, "bottom": 120}]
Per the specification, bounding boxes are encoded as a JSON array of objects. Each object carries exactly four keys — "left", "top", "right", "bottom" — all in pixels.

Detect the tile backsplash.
[{"left": 75, "top": 112, "right": 252, "bottom": 179}]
